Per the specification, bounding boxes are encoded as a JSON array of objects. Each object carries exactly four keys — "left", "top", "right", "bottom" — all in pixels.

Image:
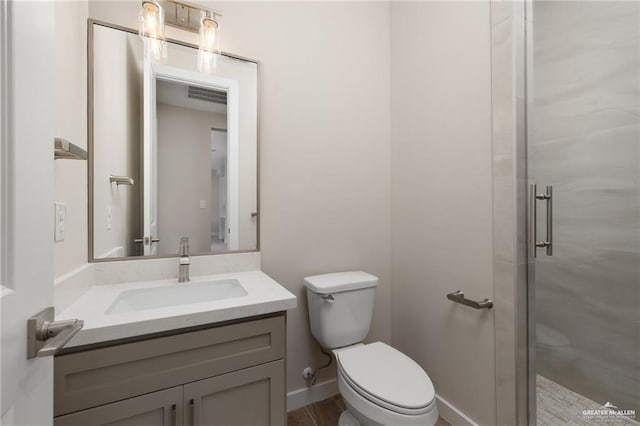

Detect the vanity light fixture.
[
  {"left": 198, "top": 14, "right": 221, "bottom": 73},
  {"left": 139, "top": 0, "right": 167, "bottom": 61},
  {"left": 156, "top": 0, "right": 223, "bottom": 71}
]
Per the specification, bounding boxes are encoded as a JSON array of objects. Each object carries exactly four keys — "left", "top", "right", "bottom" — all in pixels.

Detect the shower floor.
[{"left": 537, "top": 375, "right": 638, "bottom": 426}]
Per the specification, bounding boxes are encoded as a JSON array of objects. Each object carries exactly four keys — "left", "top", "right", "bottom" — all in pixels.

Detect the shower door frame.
[{"left": 490, "top": 1, "right": 532, "bottom": 425}]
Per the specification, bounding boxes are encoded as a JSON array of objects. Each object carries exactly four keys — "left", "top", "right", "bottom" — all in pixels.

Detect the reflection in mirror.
[
  {"left": 155, "top": 79, "right": 229, "bottom": 254},
  {"left": 90, "top": 22, "right": 258, "bottom": 260}
]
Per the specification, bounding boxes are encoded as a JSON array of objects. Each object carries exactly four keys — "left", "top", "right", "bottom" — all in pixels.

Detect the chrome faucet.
[{"left": 178, "top": 237, "right": 190, "bottom": 283}]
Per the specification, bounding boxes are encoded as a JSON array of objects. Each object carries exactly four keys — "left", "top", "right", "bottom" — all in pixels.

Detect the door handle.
[
  {"left": 529, "top": 184, "right": 553, "bottom": 257},
  {"left": 134, "top": 237, "right": 160, "bottom": 244},
  {"left": 27, "top": 307, "right": 83, "bottom": 359}
]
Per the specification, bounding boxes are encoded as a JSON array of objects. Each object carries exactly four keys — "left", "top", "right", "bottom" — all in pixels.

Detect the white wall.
[
  {"left": 54, "top": 0, "right": 88, "bottom": 278},
  {"left": 390, "top": 2, "right": 496, "bottom": 424},
  {"left": 88, "top": 0, "right": 392, "bottom": 399}
]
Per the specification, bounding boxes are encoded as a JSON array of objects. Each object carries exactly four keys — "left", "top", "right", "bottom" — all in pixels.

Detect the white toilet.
[{"left": 304, "top": 271, "right": 438, "bottom": 426}]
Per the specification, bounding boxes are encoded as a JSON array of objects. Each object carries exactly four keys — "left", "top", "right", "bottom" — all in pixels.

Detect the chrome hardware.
[
  {"left": 109, "top": 174, "right": 134, "bottom": 186},
  {"left": 170, "top": 404, "right": 177, "bottom": 426},
  {"left": 27, "top": 307, "right": 84, "bottom": 359},
  {"left": 446, "top": 290, "right": 493, "bottom": 310},
  {"left": 320, "top": 294, "right": 335, "bottom": 304},
  {"left": 529, "top": 184, "right": 553, "bottom": 257},
  {"left": 189, "top": 399, "right": 195, "bottom": 426},
  {"left": 178, "top": 237, "right": 190, "bottom": 283},
  {"left": 54, "top": 138, "right": 87, "bottom": 160},
  {"left": 134, "top": 237, "right": 160, "bottom": 244},
  {"left": 165, "top": 0, "right": 222, "bottom": 34}
]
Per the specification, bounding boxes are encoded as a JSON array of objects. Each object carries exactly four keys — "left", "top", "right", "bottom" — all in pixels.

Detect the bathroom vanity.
[
  {"left": 50, "top": 15, "right": 290, "bottom": 425},
  {"left": 54, "top": 314, "right": 285, "bottom": 426},
  {"left": 52, "top": 270, "right": 295, "bottom": 426}
]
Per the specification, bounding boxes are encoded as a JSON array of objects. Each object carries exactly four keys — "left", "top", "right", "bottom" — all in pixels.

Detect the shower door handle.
[{"left": 529, "top": 184, "right": 553, "bottom": 257}]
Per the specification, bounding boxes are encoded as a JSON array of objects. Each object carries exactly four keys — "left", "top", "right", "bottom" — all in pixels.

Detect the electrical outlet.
[
  {"left": 106, "top": 206, "right": 112, "bottom": 230},
  {"left": 54, "top": 202, "right": 66, "bottom": 242},
  {"left": 199, "top": 199, "right": 207, "bottom": 209}
]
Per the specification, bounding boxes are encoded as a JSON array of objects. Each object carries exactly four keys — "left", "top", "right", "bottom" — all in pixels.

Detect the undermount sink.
[{"left": 106, "top": 279, "right": 248, "bottom": 314}]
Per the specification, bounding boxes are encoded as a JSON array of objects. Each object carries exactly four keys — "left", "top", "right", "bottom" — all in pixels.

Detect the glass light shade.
[
  {"left": 139, "top": 0, "right": 166, "bottom": 61},
  {"left": 198, "top": 16, "right": 221, "bottom": 73}
]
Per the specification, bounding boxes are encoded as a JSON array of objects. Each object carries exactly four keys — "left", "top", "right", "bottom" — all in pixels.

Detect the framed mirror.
[{"left": 88, "top": 20, "right": 259, "bottom": 261}]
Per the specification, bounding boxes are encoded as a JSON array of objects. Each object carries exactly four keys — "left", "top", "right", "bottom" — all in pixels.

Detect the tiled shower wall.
[{"left": 530, "top": 1, "right": 640, "bottom": 412}]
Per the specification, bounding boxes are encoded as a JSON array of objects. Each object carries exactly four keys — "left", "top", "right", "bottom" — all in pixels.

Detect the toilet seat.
[{"left": 336, "top": 342, "right": 436, "bottom": 416}]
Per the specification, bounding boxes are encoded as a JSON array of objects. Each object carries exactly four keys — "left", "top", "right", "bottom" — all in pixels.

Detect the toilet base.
[{"left": 339, "top": 410, "right": 361, "bottom": 426}]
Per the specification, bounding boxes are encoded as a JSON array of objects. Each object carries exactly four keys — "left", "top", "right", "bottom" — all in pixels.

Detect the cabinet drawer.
[{"left": 54, "top": 315, "right": 285, "bottom": 416}]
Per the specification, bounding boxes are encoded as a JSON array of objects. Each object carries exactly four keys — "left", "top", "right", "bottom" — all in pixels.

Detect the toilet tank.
[{"left": 304, "top": 271, "right": 378, "bottom": 349}]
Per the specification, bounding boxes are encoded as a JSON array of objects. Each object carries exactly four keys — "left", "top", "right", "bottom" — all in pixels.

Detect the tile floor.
[
  {"left": 287, "top": 394, "right": 450, "bottom": 426},
  {"left": 537, "top": 374, "right": 639, "bottom": 426}
]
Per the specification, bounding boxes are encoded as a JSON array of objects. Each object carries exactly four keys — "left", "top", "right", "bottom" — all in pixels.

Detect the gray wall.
[
  {"left": 390, "top": 2, "right": 496, "bottom": 424},
  {"left": 58, "top": 2, "right": 500, "bottom": 419},
  {"left": 156, "top": 104, "right": 225, "bottom": 254},
  {"left": 531, "top": 1, "right": 640, "bottom": 412},
  {"left": 86, "top": 0, "right": 394, "bottom": 399}
]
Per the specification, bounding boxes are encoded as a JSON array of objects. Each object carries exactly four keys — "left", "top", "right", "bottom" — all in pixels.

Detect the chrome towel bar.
[
  {"left": 446, "top": 290, "right": 493, "bottom": 309},
  {"left": 54, "top": 137, "right": 87, "bottom": 160}
]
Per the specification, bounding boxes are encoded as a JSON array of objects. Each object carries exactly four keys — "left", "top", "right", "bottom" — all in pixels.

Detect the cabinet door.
[
  {"left": 54, "top": 386, "right": 183, "bottom": 426},
  {"left": 184, "top": 360, "right": 285, "bottom": 426}
]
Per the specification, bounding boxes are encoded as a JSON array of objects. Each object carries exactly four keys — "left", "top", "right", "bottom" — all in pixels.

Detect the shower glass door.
[{"left": 527, "top": 1, "right": 640, "bottom": 424}]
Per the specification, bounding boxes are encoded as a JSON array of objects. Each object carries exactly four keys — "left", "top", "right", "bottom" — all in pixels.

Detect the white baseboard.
[
  {"left": 436, "top": 394, "right": 477, "bottom": 426},
  {"left": 287, "top": 379, "right": 339, "bottom": 412}
]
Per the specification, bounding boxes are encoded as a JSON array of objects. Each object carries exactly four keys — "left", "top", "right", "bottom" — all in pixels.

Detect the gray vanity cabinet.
[
  {"left": 184, "top": 360, "right": 285, "bottom": 426},
  {"left": 53, "top": 314, "right": 286, "bottom": 426}
]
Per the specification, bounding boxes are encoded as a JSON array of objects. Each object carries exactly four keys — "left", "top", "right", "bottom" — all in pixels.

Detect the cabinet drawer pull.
[
  {"left": 170, "top": 404, "right": 177, "bottom": 426},
  {"left": 189, "top": 399, "right": 195, "bottom": 426}
]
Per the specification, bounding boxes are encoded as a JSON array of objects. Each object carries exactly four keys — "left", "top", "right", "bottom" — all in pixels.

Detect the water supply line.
[{"left": 304, "top": 347, "right": 333, "bottom": 385}]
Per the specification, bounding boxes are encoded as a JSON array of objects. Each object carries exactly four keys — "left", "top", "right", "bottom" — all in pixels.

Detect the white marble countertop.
[{"left": 57, "top": 270, "right": 296, "bottom": 348}]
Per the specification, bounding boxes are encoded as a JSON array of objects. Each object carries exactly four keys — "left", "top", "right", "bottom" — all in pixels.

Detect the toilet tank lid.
[{"left": 303, "top": 271, "right": 378, "bottom": 294}]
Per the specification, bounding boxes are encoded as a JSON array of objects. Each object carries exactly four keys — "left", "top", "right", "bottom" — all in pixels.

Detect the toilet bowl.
[
  {"left": 304, "top": 272, "right": 439, "bottom": 426},
  {"left": 536, "top": 323, "right": 575, "bottom": 374},
  {"left": 334, "top": 342, "right": 438, "bottom": 426}
]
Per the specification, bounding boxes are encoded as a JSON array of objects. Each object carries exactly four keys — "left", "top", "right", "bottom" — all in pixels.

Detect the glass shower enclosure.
[{"left": 527, "top": 1, "right": 640, "bottom": 424}]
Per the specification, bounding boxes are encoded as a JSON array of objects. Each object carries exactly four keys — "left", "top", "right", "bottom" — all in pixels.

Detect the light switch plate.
[
  {"left": 54, "top": 202, "right": 66, "bottom": 242},
  {"left": 199, "top": 200, "right": 207, "bottom": 209}
]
